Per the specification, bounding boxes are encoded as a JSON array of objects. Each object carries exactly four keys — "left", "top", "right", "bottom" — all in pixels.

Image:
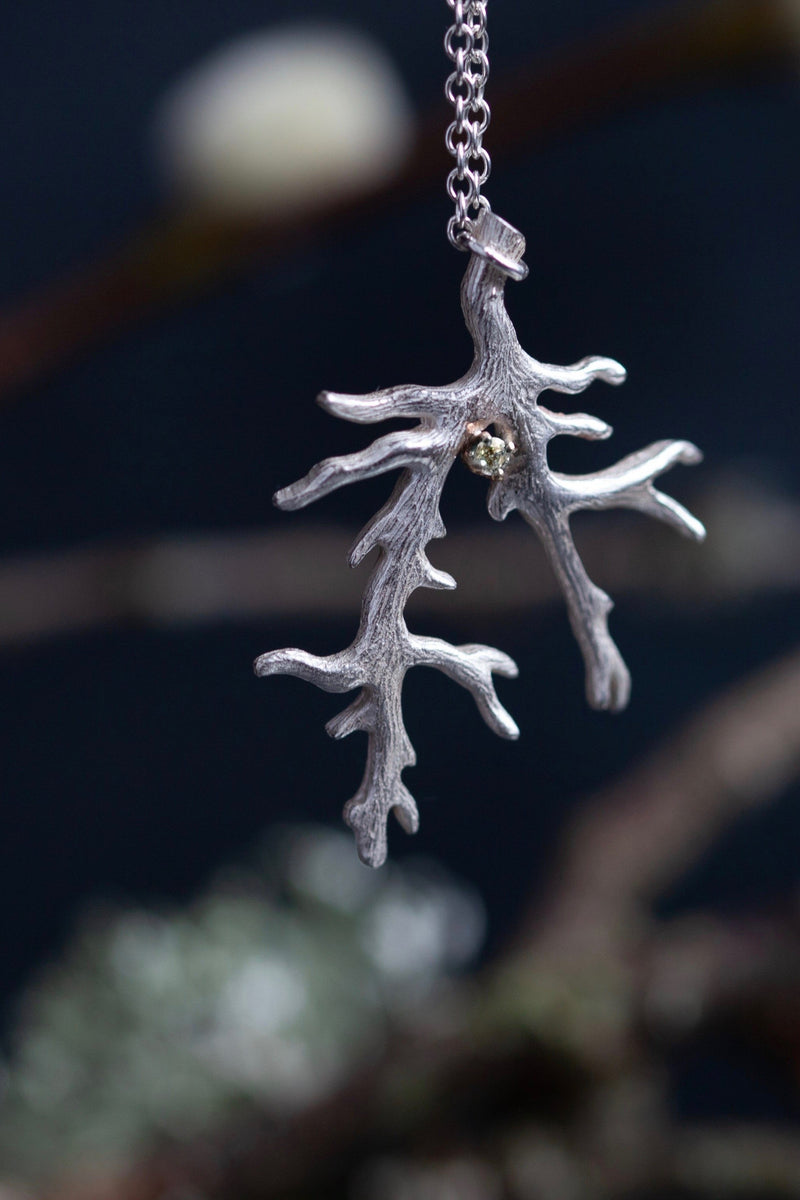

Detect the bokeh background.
[{"left": 0, "top": 0, "right": 799, "bottom": 1195}]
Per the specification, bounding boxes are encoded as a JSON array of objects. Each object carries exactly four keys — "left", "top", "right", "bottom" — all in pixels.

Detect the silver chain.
[{"left": 444, "top": 0, "right": 491, "bottom": 250}]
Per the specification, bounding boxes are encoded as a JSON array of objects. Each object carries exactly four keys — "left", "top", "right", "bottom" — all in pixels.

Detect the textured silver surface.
[{"left": 255, "top": 210, "right": 705, "bottom": 867}]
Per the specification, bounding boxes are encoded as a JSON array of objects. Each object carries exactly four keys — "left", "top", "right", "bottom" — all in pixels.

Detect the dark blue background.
[{"left": 0, "top": 2, "right": 798, "bottom": 1128}]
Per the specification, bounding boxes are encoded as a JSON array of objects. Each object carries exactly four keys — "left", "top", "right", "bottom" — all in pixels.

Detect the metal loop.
[{"left": 462, "top": 229, "right": 529, "bottom": 281}]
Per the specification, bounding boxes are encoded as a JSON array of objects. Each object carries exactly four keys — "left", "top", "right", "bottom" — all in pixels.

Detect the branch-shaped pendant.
[{"left": 256, "top": 211, "right": 705, "bottom": 867}]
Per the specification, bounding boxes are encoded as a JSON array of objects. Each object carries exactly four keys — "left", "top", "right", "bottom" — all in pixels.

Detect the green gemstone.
[{"left": 464, "top": 435, "right": 512, "bottom": 479}]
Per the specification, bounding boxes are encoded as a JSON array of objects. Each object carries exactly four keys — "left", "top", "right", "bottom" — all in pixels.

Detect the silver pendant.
[{"left": 255, "top": 210, "right": 705, "bottom": 867}]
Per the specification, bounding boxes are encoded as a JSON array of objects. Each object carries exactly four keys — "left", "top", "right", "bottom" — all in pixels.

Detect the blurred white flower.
[
  {"left": 153, "top": 25, "right": 414, "bottom": 215},
  {"left": 0, "top": 826, "right": 485, "bottom": 1182},
  {"left": 218, "top": 955, "right": 307, "bottom": 1034},
  {"left": 287, "top": 825, "right": 380, "bottom": 912},
  {"left": 361, "top": 869, "right": 486, "bottom": 995}
]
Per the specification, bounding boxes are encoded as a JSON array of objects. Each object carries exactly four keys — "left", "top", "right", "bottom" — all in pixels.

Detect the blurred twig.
[
  {"left": 0, "top": 475, "right": 792, "bottom": 648},
  {"left": 0, "top": 0, "right": 795, "bottom": 401},
  {"left": 525, "top": 643, "right": 800, "bottom": 961}
]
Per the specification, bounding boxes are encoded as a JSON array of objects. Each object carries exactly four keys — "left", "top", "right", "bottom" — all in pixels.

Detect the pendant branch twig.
[{"left": 256, "top": 210, "right": 705, "bottom": 865}]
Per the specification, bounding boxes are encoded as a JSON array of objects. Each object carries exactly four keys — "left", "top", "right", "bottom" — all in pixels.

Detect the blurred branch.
[
  {"left": 671, "top": 1123, "right": 800, "bottom": 1200},
  {"left": 669, "top": 1126, "right": 800, "bottom": 1195},
  {"left": 641, "top": 910, "right": 800, "bottom": 1047},
  {"left": 0, "top": 475, "right": 793, "bottom": 649},
  {"left": 0, "top": 0, "right": 796, "bottom": 401},
  {"left": 527, "top": 643, "right": 800, "bottom": 962}
]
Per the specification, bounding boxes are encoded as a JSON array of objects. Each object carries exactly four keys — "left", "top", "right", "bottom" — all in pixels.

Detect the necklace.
[{"left": 255, "top": 1, "right": 705, "bottom": 868}]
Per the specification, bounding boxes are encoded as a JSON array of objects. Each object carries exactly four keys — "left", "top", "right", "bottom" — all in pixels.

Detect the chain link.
[{"left": 444, "top": 0, "right": 491, "bottom": 250}]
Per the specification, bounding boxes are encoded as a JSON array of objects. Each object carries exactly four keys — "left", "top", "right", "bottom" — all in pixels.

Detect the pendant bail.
[{"left": 465, "top": 209, "right": 529, "bottom": 281}]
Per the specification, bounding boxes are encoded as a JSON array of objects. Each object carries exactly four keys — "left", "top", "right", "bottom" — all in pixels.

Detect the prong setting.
[{"left": 462, "top": 430, "right": 515, "bottom": 479}]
